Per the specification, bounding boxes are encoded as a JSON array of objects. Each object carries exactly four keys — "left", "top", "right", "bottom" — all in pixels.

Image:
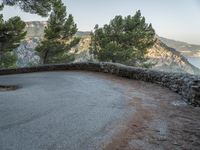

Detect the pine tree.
[
  {"left": 0, "top": 4, "right": 26, "bottom": 68},
  {"left": 36, "top": 0, "right": 80, "bottom": 64},
  {"left": 91, "top": 10, "right": 156, "bottom": 67}
]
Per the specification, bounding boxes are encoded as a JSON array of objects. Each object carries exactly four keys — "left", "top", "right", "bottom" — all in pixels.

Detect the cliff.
[
  {"left": 73, "top": 36, "right": 200, "bottom": 74},
  {"left": 147, "top": 40, "right": 200, "bottom": 74},
  {"left": 14, "top": 21, "right": 200, "bottom": 75}
]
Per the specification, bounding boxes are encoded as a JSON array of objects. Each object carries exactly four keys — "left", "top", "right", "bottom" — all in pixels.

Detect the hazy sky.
[{"left": 1, "top": 0, "right": 200, "bottom": 44}]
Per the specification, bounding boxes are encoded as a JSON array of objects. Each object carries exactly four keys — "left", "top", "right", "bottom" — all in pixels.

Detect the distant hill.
[
  {"left": 76, "top": 31, "right": 91, "bottom": 37},
  {"left": 25, "top": 21, "right": 91, "bottom": 38},
  {"left": 159, "top": 37, "right": 200, "bottom": 57},
  {"left": 25, "top": 21, "right": 47, "bottom": 38},
  {"left": 147, "top": 40, "right": 200, "bottom": 74}
]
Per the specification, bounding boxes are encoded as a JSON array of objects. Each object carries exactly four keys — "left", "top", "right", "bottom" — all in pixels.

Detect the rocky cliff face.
[
  {"left": 147, "top": 40, "right": 200, "bottom": 74},
  {"left": 14, "top": 21, "right": 200, "bottom": 75},
  {"left": 15, "top": 37, "right": 40, "bottom": 67},
  {"left": 14, "top": 21, "right": 45, "bottom": 67}
]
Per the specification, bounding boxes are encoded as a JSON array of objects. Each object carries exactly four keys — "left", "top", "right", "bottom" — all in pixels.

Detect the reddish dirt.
[
  {"left": 104, "top": 97, "right": 154, "bottom": 150},
  {"left": 86, "top": 72, "right": 200, "bottom": 150}
]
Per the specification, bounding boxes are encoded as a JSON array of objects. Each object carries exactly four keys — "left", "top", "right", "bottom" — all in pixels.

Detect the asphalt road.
[{"left": 0, "top": 71, "right": 199, "bottom": 150}]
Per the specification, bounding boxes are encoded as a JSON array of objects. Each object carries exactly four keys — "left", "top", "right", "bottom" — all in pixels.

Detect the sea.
[{"left": 187, "top": 57, "right": 200, "bottom": 69}]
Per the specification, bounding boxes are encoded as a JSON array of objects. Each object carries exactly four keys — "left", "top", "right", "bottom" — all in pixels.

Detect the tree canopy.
[
  {"left": 90, "top": 10, "right": 156, "bottom": 67},
  {"left": 36, "top": 0, "right": 80, "bottom": 64},
  {"left": 0, "top": 4, "right": 3, "bottom": 11},
  {"left": 1, "top": 0, "right": 52, "bottom": 16}
]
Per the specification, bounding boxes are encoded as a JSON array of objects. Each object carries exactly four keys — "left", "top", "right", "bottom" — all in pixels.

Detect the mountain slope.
[
  {"left": 14, "top": 21, "right": 200, "bottom": 75},
  {"left": 147, "top": 40, "right": 200, "bottom": 74},
  {"left": 72, "top": 36, "right": 200, "bottom": 74}
]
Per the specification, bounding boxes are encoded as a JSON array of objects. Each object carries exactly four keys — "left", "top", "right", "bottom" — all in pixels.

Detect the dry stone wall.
[{"left": 0, "top": 62, "right": 199, "bottom": 106}]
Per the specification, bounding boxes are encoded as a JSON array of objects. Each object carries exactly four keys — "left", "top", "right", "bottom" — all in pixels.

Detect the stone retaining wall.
[{"left": 0, "top": 62, "right": 200, "bottom": 106}]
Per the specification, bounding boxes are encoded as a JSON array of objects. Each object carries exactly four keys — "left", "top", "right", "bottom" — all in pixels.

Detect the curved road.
[{"left": 0, "top": 71, "right": 200, "bottom": 150}]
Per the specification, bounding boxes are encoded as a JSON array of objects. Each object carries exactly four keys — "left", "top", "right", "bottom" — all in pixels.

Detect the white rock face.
[
  {"left": 15, "top": 38, "right": 40, "bottom": 67},
  {"left": 14, "top": 21, "right": 46, "bottom": 67}
]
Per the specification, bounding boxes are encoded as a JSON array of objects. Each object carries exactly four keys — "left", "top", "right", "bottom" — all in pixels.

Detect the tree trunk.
[{"left": 43, "top": 49, "right": 49, "bottom": 64}]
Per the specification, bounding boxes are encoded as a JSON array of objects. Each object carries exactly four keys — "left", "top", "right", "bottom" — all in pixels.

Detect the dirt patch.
[
  {"left": 104, "top": 97, "right": 155, "bottom": 150},
  {"left": 90, "top": 72, "right": 200, "bottom": 150}
]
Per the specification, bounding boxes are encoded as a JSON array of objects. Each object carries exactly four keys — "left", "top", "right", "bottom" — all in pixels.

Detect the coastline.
[{"left": 187, "top": 57, "right": 200, "bottom": 69}]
